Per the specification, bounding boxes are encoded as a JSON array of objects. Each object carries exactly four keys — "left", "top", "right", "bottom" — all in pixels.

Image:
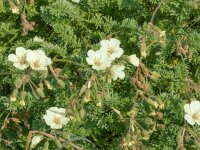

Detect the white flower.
[
  {"left": 86, "top": 50, "right": 111, "bottom": 70},
  {"left": 110, "top": 65, "right": 125, "bottom": 81},
  {"left": 128, "top": 54, "right": 139, "bottom": 67},
  {"left": 184, "top": 101, "right": 200, "bottom": 125},
  {"left": 8, "top": 47, "right": 29, "bottom": 70},
  {"left": 33, "top": 36, "right": 44, "bottom": 42},
  {"left": 100, "top": 38, "right": 124, "bottom": 61},
  {"left": 10, "top": 97, "right": 16, "bottom": 102},
  {"left": 43, "top": 107, "right": 70, "bottom": 129},
  {"left": 12, "top": 6, "right": 19, "bottom": 14},
  {"left": 26, "top": 49, "right": 52, "bottom": 70},
  {"left": 19, "top": 100, "right": 25, "bottom": 106},
  {"left": 72, "top": 0, "right": 80, "bottom": 3},
  {"left": 30, "top": 135, "right": 44, "bottom": 149}
]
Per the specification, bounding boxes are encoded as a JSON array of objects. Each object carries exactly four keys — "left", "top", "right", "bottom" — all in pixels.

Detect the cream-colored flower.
[
  {"left": 26, "top": 49, "right": 52, "bottom": 70},
  {"left": 12, "top": 6, "right": 19, "bottom": 14},
  {"left": 43, "top": 107, "right": 70, "bottom": 129},
  {"left": 72, "top": 0, "right": 80, "bottom": 3},
  {"left": 86, "top": 50, "right": 111, "bottom": 70},
  {"left": 110, "top": 65, "right": 125, "bottom": 81},
  {"left": 30, "top": 135, "right": 44, "bottom": 149},
  {"left": 184, "top": 101, "right": 200, "bottom": 125},
  {"left": 128, "top": 54, "right": 139, "bottom": 67},
  {"left": 8, "top": 47, "right": 29, "bottom": 70},
  {"left": 19, "top": 100, "right": 25, "bottom": 106},
  {"left": 33, "top": 36, "right": 44, "bottom": 42},
  {"left": 10, "top": 97, "right": 16, "bottom": 102},
  {"left": 100, "top": 38, "right": 123, "bottom": 61}
]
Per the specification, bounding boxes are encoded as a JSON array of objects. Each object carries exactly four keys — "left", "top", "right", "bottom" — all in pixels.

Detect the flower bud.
[
  {"left": 150, "top": 71, "right": 161, "bottom": 81},
  {"left": 142, "top": 130, "right": 152, "bottom": 140},
  {"left": 146, "top": 98, "right": 159, "bottom": 109},
  {"left": 149, "top": 111, "right": 156, "bottom": 116},
  {"left": 57, "top": 79, "right": 65, "bottom": 88},
  {"left": 144, "top": 118, "right": 154, "bottom": 125},
  {"left": 36, "top": 88, "right": 45, "bottom": 98},
  {"left": 84, "top": 89, "right": 91, "bottom": 103},
  {"left": 103, "top": 90, "right": 111, "bottom": 100},
  {"left": 14, "top": 77, "right": 23, "bottom": 88},
  {"left": 20, "top": 91, "right": 25, "bottom": 101},
  {"left": 30, "top": 135, "right": 44, "bottom": 149},
  {"left": 19, "top": 91, "right": 26, "bottom": 106},
  {"left": 10, "top": 88, "right": 18, "bottom": 102},
  {"left": 54, "top": 139, "right": 62, "bottom": 149},
  {"left": 79, "top": 108, "right": 86, "bottom": 119},
  {"left": 79, "top": 84, "right": 87, "bottom": 96},
  {"left": 19, "top": 100, "right": 25, "bottom": 106},
  {"left": 140, "top": 42, "right": 147, "bottom": 58},
  {"left": 96, "top": 102, "right": 102, "bottom": 107},
  {"left": 87, "top": 81, "right": 91, "bottom": 89},
  {"left": 32, "top": 92, "right": 39, "bottom": 99},
  {"left": 156, "top": 112, "right": 164, "bottom": 120},
  {"left": 43, "top": 140, "right": 49, "bottom": 150},
  {"left": 44, "top": 80, "right": 53, "bottom": 90}
]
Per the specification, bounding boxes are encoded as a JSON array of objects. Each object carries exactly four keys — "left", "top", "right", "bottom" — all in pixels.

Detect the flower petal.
[
  {"left": 62, "top": 117, "right": 70, "bottom": 125},
  {"left": 43, "top": 114, "right": 52, "bottom": 126},
  {"left": 184, "top": 104, "right": 191, "bottom": 114},
  {"left": 184, "top": 114, "right": 195, "bottom": 125},
  {"left": 100, "top": 40, "right": 109, "bottom": 47},
  {"left": 190, "top": 101, "right": 200, "bottom": 114},
  {"left": 16, "top": 47, "right": 27, "bottom": 57},
  {"left": 8, "top": 54, "right": 18, "bottom": 62},
  {"left": 195, "top": 118, "right": 200, "bottom": 125},
  {"left": 51, "top": 123, "right": 62, "bottom": 129},
  {"left": 109, "top": 38, "right": 120, "bottom": 47}
]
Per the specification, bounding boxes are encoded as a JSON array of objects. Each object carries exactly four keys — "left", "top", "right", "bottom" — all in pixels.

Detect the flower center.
[
  {"left": 192, "top": 113, "right": 199, "bottom": 120},
  {"left": 52, "top": 116, "right": 61, "bottom": 125},
  {"left": 19, "top": 56, "right": 27, "bottom": 65},
  {"left": 94, "top": 59, "right": 102, "bottom": 66},
  {"left": 107, "top": 47, "right": 115, "bottom": 55},
  {"left": 33, "top": 61, "right": 41, "bottom": 68}
]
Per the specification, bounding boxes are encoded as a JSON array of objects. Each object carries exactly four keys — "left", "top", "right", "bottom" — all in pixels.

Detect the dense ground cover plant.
[{"left": 0, "top": 0, "right": 200, "bottom": 149}]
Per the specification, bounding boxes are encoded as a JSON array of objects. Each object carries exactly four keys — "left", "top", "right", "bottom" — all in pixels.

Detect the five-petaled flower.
[
  {"left": 100, "top": 38, "right": 124, "bottom": 61},
  {"left": 43, "top": 107, "right": 70, "bottom": 129},
  {"left": 86, "top": 50, "right": 111, "bottom": 70},
  {"left": 184, "top": 101, "right": 200, "bottom": 125},
  {"left": 8, "top": 47, "right": 29, "bottom": 70},
  {"left": 26, "top": 49, "right": 52, "bottom": 70},
  {"left": 110, "top": 65, "right": 125, "bottom": 81}
]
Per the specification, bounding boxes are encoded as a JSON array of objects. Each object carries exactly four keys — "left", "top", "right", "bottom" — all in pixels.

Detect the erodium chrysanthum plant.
[{"left": 0, "top": 0, "right": 200, "bottom": 150}]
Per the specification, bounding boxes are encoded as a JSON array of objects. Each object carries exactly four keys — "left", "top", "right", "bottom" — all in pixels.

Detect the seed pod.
[{"left": 57, "top": 79, "right": 65, "bottom": 88}]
